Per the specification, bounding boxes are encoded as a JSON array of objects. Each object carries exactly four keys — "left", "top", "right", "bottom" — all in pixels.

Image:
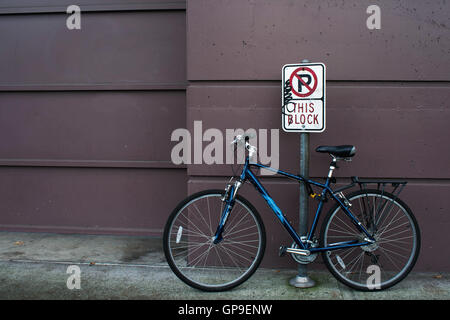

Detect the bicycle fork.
[{"left": 212, "top": 180, "right": 243, "bottom": 244}]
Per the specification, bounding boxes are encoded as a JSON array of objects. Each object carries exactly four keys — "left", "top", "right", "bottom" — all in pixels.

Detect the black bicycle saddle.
[{"left": 315, "top": 145, "right": 356, "bottom": 158}]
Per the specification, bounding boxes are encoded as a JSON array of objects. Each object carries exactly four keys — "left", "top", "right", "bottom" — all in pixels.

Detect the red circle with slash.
[{"left": 289, "top": 67, "right": 318, "bottom": 98}]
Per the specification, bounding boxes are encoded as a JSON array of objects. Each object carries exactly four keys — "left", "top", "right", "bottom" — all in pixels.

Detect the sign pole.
[
  {"left": 289, "top": 59, "right": 316, "bottom": 288},
  {"left": 282, "top": 58, "right": 325, "bottom": 288}
]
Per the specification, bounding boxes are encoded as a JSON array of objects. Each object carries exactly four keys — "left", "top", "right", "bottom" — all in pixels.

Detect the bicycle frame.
[{"left": 214, "top": 156, "right": 375, "bottom": 254}]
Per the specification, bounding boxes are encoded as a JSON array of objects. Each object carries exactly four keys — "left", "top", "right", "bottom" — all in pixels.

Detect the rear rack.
[{"left": 334, "top": 176, "right": 407, "bottom": 199}]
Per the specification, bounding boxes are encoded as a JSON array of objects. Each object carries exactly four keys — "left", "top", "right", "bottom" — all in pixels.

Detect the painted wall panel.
[
  {"left": 186, "top": 84, "right": 450, "bottom": 178},
  {"left": 0, "top": 167, "right": 187, "bottom": 236},
  {"left": 188, "top": 0, "right": 450, "bottom": 81}
]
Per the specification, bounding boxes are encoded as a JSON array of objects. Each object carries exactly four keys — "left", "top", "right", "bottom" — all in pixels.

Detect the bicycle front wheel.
[
  {"left": 163, "top": 189, "right": 266, "bottom": 292},
  {"left": 321, "top": 189, "right": 420, "bottom": 291}
]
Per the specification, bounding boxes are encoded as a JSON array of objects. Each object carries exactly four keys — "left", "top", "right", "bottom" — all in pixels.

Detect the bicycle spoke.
[
  {"left": 222, "top": 240, "right": 258, "bottom": 257},
  {"left": 192, "top": 203, "right": 214, "bottom": 233},
  {"left": 331, "top": 214, "right": 359, "bottom": 235},
  {"left": 225, "top": 224, "right": 257, "bottom": 237},
  {"left": 377, "top": 235, "right": 413, "bottom": 245}
]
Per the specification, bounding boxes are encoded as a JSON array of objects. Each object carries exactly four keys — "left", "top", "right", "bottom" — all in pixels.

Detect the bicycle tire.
[
  {"left": 320, "top": 189, "right": 421, "bottom": 291},
  {"left": 163, "top": 189, "right": 266, "bottom": 292}
]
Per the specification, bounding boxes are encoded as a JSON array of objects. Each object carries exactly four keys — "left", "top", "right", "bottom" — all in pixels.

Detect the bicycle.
[{"left": 163, "top": 135, "right": 421, "bottom": 292}]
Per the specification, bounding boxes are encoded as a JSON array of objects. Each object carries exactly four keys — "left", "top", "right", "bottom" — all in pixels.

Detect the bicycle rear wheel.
[
  {"left": 163, "top": 189, "right": 266, "bottom": 292},
  {"left": 321, "top": 189, "right": 420, "bottom": 291}
]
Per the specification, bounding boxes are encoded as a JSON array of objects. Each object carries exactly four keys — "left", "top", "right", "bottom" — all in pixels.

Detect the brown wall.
[
  {"left": 186, "top": 0, "right": 450, "bottom": 272},
  {"left": 0, "top": 0, "right": 449, "bottom": 272},
  {"left": 0, "top": 1, "right": 187, "bottom": 236}
]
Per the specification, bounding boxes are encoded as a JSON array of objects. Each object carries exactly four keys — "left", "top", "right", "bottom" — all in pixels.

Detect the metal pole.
[{"left": 289, "top": 59, "right": 315, "bottom": 288}]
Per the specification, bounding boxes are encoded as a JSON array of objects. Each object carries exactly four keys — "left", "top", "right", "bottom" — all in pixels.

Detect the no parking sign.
[{"left": 282, "top": 62, "right": 326, "bottom": 132}]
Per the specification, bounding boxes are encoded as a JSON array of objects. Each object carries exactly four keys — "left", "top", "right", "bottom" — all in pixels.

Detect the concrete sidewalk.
[{"left": 0, "top": 231, "right": 448, "bottom": 300}]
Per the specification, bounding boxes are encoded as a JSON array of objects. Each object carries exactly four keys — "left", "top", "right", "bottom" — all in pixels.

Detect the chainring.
[{"left": 290, "top": 240, "right": 318, "bottom": 264}]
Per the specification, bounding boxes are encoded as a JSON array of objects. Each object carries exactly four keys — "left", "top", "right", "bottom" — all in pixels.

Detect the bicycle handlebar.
[{"left": 231, "top": 135, "right": 257, "bottom": 159}]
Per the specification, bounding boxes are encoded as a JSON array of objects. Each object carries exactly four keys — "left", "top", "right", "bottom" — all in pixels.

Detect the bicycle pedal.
[{"left": 279, "top": 245, "right": 287, "bottom": 257}]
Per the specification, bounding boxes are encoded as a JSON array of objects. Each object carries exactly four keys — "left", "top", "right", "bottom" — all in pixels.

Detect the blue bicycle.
[{"left": 163, "top": 135, "right": 421, "bottom": 291}]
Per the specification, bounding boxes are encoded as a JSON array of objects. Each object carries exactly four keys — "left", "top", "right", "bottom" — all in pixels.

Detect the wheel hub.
[{"left": 361, "top": 234, "right": 379, "bottom": 252}]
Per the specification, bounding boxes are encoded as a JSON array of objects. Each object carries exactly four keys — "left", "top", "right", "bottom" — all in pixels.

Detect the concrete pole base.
[{"left": 289, "top": 275, "right": 316, "bottom": 288}]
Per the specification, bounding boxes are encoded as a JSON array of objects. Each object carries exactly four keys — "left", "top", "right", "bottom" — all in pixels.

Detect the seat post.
[{"left": 328, "top": 157, "right": 337, "bottom": 178}]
